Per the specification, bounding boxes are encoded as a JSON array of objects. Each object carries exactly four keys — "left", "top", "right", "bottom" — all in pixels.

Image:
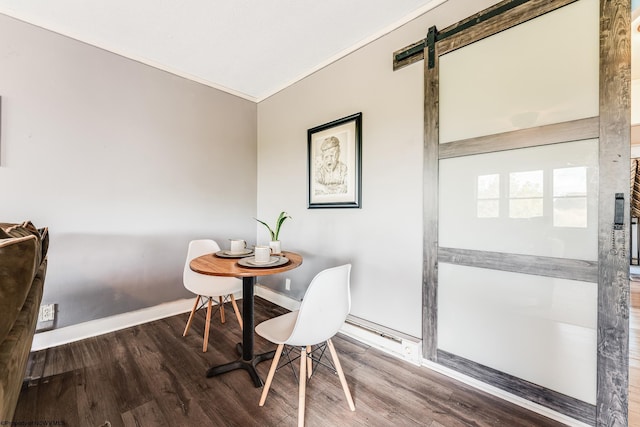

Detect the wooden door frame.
[{"left": 394, "top": 0, "right": 630, "bottom": 425}]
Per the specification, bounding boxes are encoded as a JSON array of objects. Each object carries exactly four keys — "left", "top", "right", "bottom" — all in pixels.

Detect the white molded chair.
[
  {"left": 256, "top": 264, "right": 355, "bottom": 427},
  {"left": 183, "top": 239, "right": 243, "bottom": 352}
]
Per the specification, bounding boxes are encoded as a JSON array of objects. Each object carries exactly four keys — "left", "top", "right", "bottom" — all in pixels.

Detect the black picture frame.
[{"left": 307, "top": 112, "right": 362, "bottom": 209}]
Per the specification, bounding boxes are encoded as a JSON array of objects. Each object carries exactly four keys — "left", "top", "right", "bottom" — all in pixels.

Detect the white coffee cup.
[
  {"left": 254, "top": 245, "right": 272, "bottom": 263},
  {"left": 229, "top": 239, "right": 246, "bottom": 254}
]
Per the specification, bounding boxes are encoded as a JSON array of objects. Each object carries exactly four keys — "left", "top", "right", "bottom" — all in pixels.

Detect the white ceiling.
[{"left": 0, "top": 0, "right": 445, "bottom": 102}]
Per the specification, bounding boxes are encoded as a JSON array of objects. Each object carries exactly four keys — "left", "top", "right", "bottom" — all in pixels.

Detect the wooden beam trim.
[
  {"left": 422, "top": 41, "right": 440, "bottom": 362},
  {"left": 436, "top": 350, "right": 596, "bottom": 425},
  {"left": 393, "top": 39, "right": 425, "bottom": 71},
  {"left": 438, "top": 247, "right": 598, "bottom": 283},
  {"left": 438, "top": 116, "right": 600, "bottom": 159},
  {"left": 596, "top": 0, "right": 631, "bottom": 425}
]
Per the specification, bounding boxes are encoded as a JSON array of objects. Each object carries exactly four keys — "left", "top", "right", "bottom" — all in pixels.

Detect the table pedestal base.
[
  {"left": 206, "top": 345, "right": 276, "bottom": 388},
  {"left": 204, "top": 276, "right": 278, "bottom": 387}
]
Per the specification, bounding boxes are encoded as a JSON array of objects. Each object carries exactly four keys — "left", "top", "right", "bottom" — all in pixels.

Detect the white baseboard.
[
  {"left": 31, "top": 298, "right": 196, "bottom": 351},
  {"left": 30, "top": 287, "right": 587, "bottom": 427},
  {"left": 255, "top": 283, "right": 300, "bottom": 311},
  {"left": 340, "top": 320, "right": 422, "bottom": 366}
]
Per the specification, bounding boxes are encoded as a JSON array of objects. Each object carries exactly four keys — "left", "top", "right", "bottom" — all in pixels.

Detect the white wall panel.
[
  {"left": 436, "top": 0, "right": 601, "bottom": 409},
  {"left": 439, "top": 139, "right": 599, "bottom": 260},
  {"left": 439, "top": 0, "right": 599, "bottom": 143},
  {"left": 438, "top": 263, "right": 597, "bottom": 404}
]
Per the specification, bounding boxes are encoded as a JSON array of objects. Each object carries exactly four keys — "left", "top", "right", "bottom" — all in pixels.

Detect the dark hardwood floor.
[{"left": 15, "top": 297, "right": 565, "bottom": 426}]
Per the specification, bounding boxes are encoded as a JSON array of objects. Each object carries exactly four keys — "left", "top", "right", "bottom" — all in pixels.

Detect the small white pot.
[{"left": 269, "top": 240, "right": 282, "bottom": 255}]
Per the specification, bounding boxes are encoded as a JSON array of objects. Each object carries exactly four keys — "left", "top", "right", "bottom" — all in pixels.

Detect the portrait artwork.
[{"left": 307, "top": 113, "right": 362, "bottom": 208}]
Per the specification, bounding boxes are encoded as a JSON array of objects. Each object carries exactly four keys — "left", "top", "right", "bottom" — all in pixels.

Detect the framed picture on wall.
[{"left": 307, "top": 112, "right": 362, "bottom": 209}]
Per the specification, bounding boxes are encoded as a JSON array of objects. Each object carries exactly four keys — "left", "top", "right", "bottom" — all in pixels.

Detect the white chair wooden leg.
[
  {"left": 327, "top": 339, "right": 355, "bottom": 411},
  {"left": 231, "top": 294, "right": 243, "bottom": 330},
  {"left": 298, "top": 347, "right": 307, "bottom": 427},
  {"left": 219, "top": 296, "right": 226, "bottom": 323},
  {"left": 259, "top": 343, "right": 284, "bottom": 406},
  {"left": 183, "top": 296, "right": 200, "bottom": 336},
  {"left": 306, "top": 345, "right": 312, "bottom": 379},
  {"left": 203, "top": 297, "right": 213, "bottom": 352}
]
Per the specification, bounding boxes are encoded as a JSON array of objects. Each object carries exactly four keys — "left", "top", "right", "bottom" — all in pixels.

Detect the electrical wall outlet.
[
  {"left": 285, "top": 278, "right": 291, "bottom": 291},
  {"left": 36, "top": 303, "right": 56, "bottom": 332},
  {"left": 38, "top": 303, "right": 56, "bottom": 322}
]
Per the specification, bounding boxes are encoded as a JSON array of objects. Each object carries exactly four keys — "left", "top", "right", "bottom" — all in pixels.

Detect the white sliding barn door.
[
  {"left": 420, "top": 0, "right": 630, "bottom": 424},
  {"left": 438, "top": 0, "right": 598, "bottom": 402}
]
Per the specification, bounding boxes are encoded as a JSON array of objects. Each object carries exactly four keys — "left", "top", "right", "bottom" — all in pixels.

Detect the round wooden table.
[{"left": 190, "top": 251, "right": 302, "bottom": 387}]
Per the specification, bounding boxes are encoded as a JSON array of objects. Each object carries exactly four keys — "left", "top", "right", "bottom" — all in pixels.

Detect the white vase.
[{"left": 269, "top": 240, "right": 282, "bottom": 255}]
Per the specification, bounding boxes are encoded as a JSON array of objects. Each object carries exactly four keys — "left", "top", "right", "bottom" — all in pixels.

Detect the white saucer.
[
  {"left": 226, "top": 249, "right": 252, "bottom": 255},
  {"left": 246, "top": 256, "right": 279, "bottom": 266},
  {"left": 215, "top": 249, "right": 253, "bottom": 258},
  {"left": 238, "top": 256, "right": 289, "bottom": 268}
]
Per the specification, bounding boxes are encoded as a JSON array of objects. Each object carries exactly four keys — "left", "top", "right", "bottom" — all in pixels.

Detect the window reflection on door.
[
  {"left": 553, "top": 167, "right": 587, "bottom": 228},
  {"left": 509, "top": 170, "right": 543, "bottom": 218},
  {"left": 476, "top": 166, "right": 587, "bottom": 228},
  {"left": 477, "top": 174, "right": 500, "bottom": 218}
]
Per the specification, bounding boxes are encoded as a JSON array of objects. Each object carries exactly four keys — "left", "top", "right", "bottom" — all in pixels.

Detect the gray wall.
[
  {"left": 0, "top": 0, "right": 504, "bottom": 335},
  {"left": 0, "top": 14, "right": 258, "bottom": 327},
  {"left": 256, "top": 0, "right": 501, "bottom": 338}
]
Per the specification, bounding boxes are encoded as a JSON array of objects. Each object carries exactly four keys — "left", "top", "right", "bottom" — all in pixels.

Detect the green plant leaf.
[
  {"left": 254, "top": 217, "right": 275, "bottom": 240},
  {"left": 273, "top": 211, "right": 291, "bottom": 240},
  {"left": 255, "top": 211, "right": 291, "bottom": 241}
]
